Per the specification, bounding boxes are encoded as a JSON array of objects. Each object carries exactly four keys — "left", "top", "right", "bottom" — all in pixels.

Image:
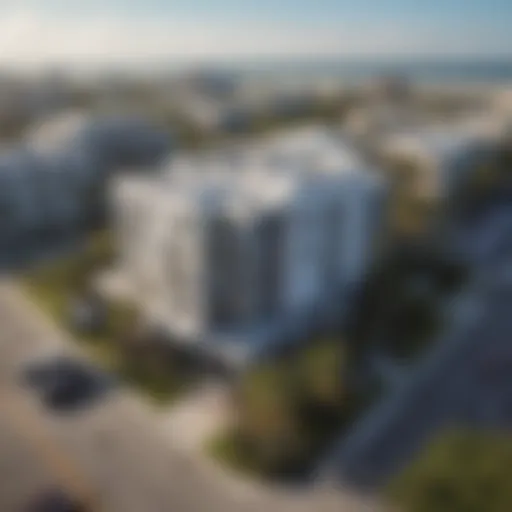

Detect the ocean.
[{"left": 182, "top": 58, "right": 512, "bottom": 87}]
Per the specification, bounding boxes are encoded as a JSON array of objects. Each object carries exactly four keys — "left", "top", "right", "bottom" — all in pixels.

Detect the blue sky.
[
  {"left": 17, "top": 0, "right": 512, "bottom": 25},
  {"left": 1, "top": 0, "right": 511, "bottom": 65}
]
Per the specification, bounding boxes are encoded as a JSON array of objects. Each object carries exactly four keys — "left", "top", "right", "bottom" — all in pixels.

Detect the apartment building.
[{"left": 111, "top": 127, "right": 386, "bottom": 365}]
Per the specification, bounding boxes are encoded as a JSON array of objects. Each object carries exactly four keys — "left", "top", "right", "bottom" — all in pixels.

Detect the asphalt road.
[
  {"left": 0, "top": 408, "right": 62, "bottom": 512},
  {"left": 332, "top": 261, "right": 512, "bottom": 489},
  {"left": 0, "top": 279, "right": 379, "bottom": 512}
]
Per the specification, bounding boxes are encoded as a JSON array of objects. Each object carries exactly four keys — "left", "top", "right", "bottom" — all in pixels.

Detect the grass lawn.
[
  {"left": 21, "top": 231, "right": 183, "bottom": 405},
  {"left": 207, "top": 429, "right": 256, "bottom": 477}
]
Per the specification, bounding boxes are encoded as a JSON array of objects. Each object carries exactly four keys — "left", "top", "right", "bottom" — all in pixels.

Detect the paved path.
[
  {"left": 0, "top": 279, "right": 379, "bottom": 512},
  {"left": 322, "top": 256, "right": 512, "bottom": 489}
]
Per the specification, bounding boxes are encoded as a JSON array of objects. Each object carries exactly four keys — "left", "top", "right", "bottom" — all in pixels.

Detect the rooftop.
[
  {"left": 115, "top": 126, "right": 376, "bottom": 219},
  {"left": 381, "top": 115, "right": 505, "bottom": 166}
]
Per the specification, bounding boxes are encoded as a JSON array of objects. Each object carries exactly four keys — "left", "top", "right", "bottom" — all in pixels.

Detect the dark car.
[
  {"left": 480, "top": 353, "right": 512, "bottom": 381},
  {"left": 25, "top": 489, "right": 88, "bottom": 512},
  {"left": 22, "top": 357, "right": 114, "bottom": 412}
]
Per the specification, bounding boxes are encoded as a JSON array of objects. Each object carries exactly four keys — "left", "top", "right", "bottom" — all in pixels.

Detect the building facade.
[{"left": 111, "top": 127, "right": 386, "bottom": 365}]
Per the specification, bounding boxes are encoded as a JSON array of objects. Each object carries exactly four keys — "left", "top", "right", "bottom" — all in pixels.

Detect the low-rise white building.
[
  {"left": 0, "top": 112, "right": 171, "bottom": 244},
  {"left": 378, "top": 116, "right": 506, "bottom": 201},
  {"left": 111, "top": 127, "right": 386, "bottom": 365},
  {"left": 27, "top": 111, "right": 170, "bottom": 169},
  {"left": 174, "top": 95, "right": 254, "bottom": 133}
]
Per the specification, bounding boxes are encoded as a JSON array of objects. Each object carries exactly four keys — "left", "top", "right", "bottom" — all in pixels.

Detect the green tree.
[
  {"left": 387, "top": 430, "right": 512, "bottom": 512},
  {"left": 234, "top": 363, "right": 307, "bottom": 475},
  {"left": 296, "top": 341, "right": 345, "bottom": 408}
]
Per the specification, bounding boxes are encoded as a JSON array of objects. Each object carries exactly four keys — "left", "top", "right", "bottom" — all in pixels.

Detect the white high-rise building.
[{"left": 111, "top": 127, "right": 386, "bottom": 365}]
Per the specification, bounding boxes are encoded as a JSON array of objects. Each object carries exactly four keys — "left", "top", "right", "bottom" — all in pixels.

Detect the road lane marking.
[{"left": 2, "top": 391, "right": 98, "bottom": 510}]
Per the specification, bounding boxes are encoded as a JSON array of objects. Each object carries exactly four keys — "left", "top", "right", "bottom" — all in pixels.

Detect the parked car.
[
  {"left": 21, "top": 356, "right": 114, "bottom": 412},
  {"left": 25, "top": 489, "right": 88, "bottom": 512}
]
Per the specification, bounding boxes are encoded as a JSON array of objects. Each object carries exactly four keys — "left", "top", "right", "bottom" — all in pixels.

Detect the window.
[
  {"left": 323, "top": 201, "right": 342, "bottom": 286},
  {"left": 254, "top": 213, "right": 284, "bottom": 320},
  {"left": 207, "top": 216, "right": 243, "bottom": 329}
]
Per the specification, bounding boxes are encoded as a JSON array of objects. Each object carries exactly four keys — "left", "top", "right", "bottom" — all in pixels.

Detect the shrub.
[
  {"left": 214, "top": 341, "right": 369, "bottom": 479},
  {"left": 387, "top": 429, "right": 512, "bottom": 512}
]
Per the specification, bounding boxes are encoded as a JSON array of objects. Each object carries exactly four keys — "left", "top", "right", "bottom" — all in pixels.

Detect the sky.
[{"left": 0, "top": 0, "right": 512, "bottom": 66}]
